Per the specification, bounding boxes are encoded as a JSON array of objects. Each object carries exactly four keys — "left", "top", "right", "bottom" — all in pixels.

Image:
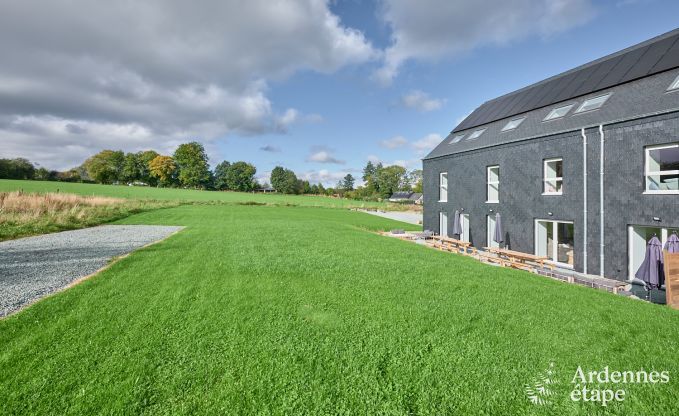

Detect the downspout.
[
  {"left": 581, "top": 128, "right": 588, "bottom": 275},
  {"left": 599, "top": 124, "right": 605, "bottom": 278}
]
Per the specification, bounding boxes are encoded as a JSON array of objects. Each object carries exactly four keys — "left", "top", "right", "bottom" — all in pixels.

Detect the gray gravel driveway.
[{"left": 0, "top": 225, "right": 183, "bottom": 317}]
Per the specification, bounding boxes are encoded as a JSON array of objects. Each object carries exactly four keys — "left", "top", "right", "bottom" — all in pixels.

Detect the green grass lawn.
[
  {"left": 2, "top": 204, "right": 678, "bottom": 414},
  {"left": 0, "top": 179, "right": 395, "bottom": 209}
]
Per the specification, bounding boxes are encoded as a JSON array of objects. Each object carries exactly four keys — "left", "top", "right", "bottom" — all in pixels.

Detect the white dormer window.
[
  {"left": 575, "top": 93, "right": 611, "bottom": 113},
  {"left": 450, "top": 134, "right": 465, "bottom": 144},
  {"left": 501, "top": 117, "right": 526, "bottom": 132},
  {"left": 668, "top": 74, "right": 679, "bottom": 91},
  {"left": 543, "top": 104, "right": 574, "bottom": 121},
  {"left": 466, "top": 128, "right": 486, "bottom": 141}
]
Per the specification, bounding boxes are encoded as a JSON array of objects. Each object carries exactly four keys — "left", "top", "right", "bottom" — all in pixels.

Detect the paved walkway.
[
  {"left": 0, "top": 225, "right": 183, "bottom": 317},
  {"left": 358, "top": 209, "right": 423, "bottom": 225}
]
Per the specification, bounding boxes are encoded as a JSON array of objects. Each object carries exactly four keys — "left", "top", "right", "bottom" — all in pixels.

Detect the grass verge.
[
  {"left": 1, "top": 204, "right": 678, "bottom": 414},
  {"left": 0, "top": 191, "right": 180, "bottom": 241}
]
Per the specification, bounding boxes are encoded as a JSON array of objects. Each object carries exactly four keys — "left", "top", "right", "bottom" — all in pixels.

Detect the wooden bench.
[
  {"left": 485, "top": 247, "right": 554, "bottom": 271},
  {"left": 433, "top": 236, "right": 475, "bottom": 255}
]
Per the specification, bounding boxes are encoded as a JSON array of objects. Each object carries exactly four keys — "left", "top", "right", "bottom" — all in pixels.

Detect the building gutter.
[
  {"left": 581, "top": 128, "right": 588, "bottom": 275},
  {"left": 599, "top": 124, "right": 605, "bottom": 278}
]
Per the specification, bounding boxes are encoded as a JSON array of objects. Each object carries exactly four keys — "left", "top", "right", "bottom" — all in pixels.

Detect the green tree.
[
  {"left": 83, "top": 150, "right": 124, "bottom": 184},
  {"left": 173, "top": 141, "right": 210, "bottom": 188},
  {"left": 270, "top": 166, "right": 298, "bottom": 194},
  {"left": 340, "top": 174, "right": 355, "bottom": 191},
  {"left": 376, "top": 165, "right": 406, "bottom": 198},
  {"left": 137, "top": 150, "right": 159, "bottom": 185},
  {"left": 213, "top": 161, "right": 231, "bottom": 190},
  {"left": 225, "top": 161, "right": 257, "bottom": 192},
  {"left": 362, "top": 161, "right": 378, "bottom": 191},
  {"left": 149, "top": 155, "right": 177, "bottom": 187},
  {"left": 121, "top": 153, "right": 140, "bottom": 183},
  {"left": 0, "top": 158, "right": 35, "bottom": 180}
]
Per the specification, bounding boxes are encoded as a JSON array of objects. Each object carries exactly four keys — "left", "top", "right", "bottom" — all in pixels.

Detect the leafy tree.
[
  {"left": 270, "top": 166, "right": 298, "bottom": 194},
  {"left": 340, "top": 174, "right": 355, "bottom": 191},
  {"left": 213, "top": 161, "right": 231, "bottom": 190},
  {"left": 310, "top": 184, "right": 319, "bottom": 194},
  {"left": 137, "top": 150, "right": 159, "bottom": 185},
  {"left": 83, "top": 150, "right": 124, "bottom": 184},
  {"left": 411, "top": 169, "right": 423, "bottom": 193},
  {"left": 0, "top": 158, "right": 35, "bottom": 179},
  {"left": 376, "top": 165, "right": 406, "bottom": 198},
  {"left": 362, "top": 161, "right": 378, "bottom": 191},
  {"left": 121, "top": 153, "right": 141, "bottom": 183},
  {"left": 225, "top": 161, "right": 257, "bottom": 192},
  {"left": 301, "top": 180, "right": 312, "bottom": 194},
  {"left": 173, "top": 141, "right": 210, "bottom": 188},
  {"left": 149, "top": 155, "right": 177, "bottom": 186},
  {"left": 317, "top": 183, "right": 326, "bottom": 195}
]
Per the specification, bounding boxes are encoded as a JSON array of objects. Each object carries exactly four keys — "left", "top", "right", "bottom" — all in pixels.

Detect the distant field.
[
  {"left": 0, "top": 179, "right": 394, "bottom": 209},
  {"left": 2, "top": 204, "right": 679, "bottom": 414}
]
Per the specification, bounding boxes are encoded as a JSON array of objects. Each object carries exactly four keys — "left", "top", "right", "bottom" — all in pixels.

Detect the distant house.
[
  {"left": 254, "top": 186, "right": 275, "bottom": 193},
  {"left": 409, "top": 193, "right": 423, "bottom": 205},
  {"left": 389, "top": 191, "right": 421, "bottom": 203}
]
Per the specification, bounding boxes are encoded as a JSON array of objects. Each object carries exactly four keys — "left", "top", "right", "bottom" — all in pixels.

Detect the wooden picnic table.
[
  {"left": 433, "top": 236, "right": 475, "bottom": 255},
  {"left": 484, "top": 247, "right": 553, "bottom": 271}
]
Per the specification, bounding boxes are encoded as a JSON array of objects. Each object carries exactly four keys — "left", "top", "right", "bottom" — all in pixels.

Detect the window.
[
  {"left": 439, "top": 172, "right": 448, "bottom": 201},
  {"left": 486, "top": 165, "right": 499, "bottom": 203},
  {"left": 487, "top": 214, "right": 499, "bottom": 248},
  {"left": 668, "top": 74, "right": 679, "bottom": 91},
  {"left": 629, "top": 225, "right": 679, "bottom": 279},
  {"left": 450, "top": 134, "right": 465, "bottom": 144},
  {"left": 543, "top": 158, "right": 563, "bottom": 195},
  {"left": 501, "top": 117, "right": 526, "bottom": 132},
  {"left": 543, "top": 104, "right": 574, "bottom": 121},
  {"left": 645, "top": 143, "right": 679, "bottom": 193},
  {"left": 439, "top": 212, "right": 448, "bottom": 237},
  {"left": 575, "top": 93, "right": 611, "bottom": 113},
  {"left": 535, "top": 220, "right": 574, "bottom": 267},
  {"left": 466, "top": 128, "right": 486, "bottom": 141}
]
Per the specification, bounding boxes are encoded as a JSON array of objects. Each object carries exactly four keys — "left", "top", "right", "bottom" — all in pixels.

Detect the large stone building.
[{"left": 423, "top": 28, "right": 679, "bottom": 283}]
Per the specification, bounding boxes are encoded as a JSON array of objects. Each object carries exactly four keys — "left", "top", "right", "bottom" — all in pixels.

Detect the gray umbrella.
[
  {"left": 635, "top": 235, "right": 664, "bottom": 289},
  {"left": 451, "top": 210, "right": 462, "bottom": 236},
  {"left": 493, "top": 213, "right": 504, "bottom": 245},
  {"left": 664, "top": 232, "right": 679, "bottom": 253}
]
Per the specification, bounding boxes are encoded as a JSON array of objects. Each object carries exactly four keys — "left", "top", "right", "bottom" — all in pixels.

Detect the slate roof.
[{"left": 456, "top": 28, "right": 679, "bottom": 132}]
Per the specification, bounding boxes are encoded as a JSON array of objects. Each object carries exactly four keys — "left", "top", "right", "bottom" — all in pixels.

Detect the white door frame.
[
  {"left": 534, "top": 219, "right": 574, "bottom": 268},
  {"left": 439, "top": 212, "right": 448, "bottom": 237}
]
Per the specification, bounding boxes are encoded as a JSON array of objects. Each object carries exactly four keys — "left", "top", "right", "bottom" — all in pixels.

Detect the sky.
[{"left": 1, "top": 0, "right": 678, "bottom": 186}]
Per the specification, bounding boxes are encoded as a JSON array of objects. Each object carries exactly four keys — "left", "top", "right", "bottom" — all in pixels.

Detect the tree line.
[{"left": 1, "top": 143, "right": 422, "bottom": 199}]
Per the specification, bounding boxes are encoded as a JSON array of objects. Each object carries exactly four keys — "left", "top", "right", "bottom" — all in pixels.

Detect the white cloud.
[
  {"left": 298, "top": 169, "right": 357, "bottom": 187},
  {"left": 400, "top": 90, "right": 445, "bottom": 112},
  {"left": 375, "top": 0, "right": 595, "bottom": 84},
  {"left": 379, "top": 135, "right": 408, "bottom": 149},
  {"left": 306, "top": 148, "right": 345, "bottom": 165},
  {"left": 412, "top": 133, "right": 443, "bottom": 152},
  {"left": 0, "top": 0, "right": 376, "bottom": 169}
]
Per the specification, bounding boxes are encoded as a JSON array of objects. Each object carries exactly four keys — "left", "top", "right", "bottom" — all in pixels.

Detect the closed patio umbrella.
[
  {"left": 451, "top": 210, "right": 462, "bottom": 236},
  {"left": 664, "top": 232, "right": 679, "bottom": 253},
  {"left": 635, "top": 235, "right": 664, "bottom": 289},
  {"left": 493, "top": 213, "right": 504, "bottom": 245}
]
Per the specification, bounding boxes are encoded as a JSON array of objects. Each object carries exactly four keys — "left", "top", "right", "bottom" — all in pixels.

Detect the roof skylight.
[
  {"left": 450, "top": 134, "right": 465, "bottom": 144},
  {"left": 501, "top": 117, "right": 526, "bottom": 132},
  {"left": 543, "top": 104, "right": 574, "bottom": 121},
  {"left": 466, "top": 128, "right": 486, "bottom": 141},
  {"left": 668, "top": 74, "right": 679, "bottom": 91},
  {"left": 575, "top": 93, "right": 611, "bottom": 113}
]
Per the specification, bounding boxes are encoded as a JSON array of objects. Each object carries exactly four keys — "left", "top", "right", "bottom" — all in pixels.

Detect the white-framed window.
[
  {"left": 543, "top": 158, "right": 563, "bottom": 195},
  {"left": 486, "top": 165, "right": 499, "bottom": 203},
  {"left": 501, "top": 117, "right": 526, "bottom": 132},
  {"left": 628, "top": 225, "right": 679, "bottom": 280},
  {"left": 450, "top": 134, "right": 466, "bottom": 144},
  {"left": 439, "top": 212, "right": 448, "bottom": 237},
  {"left": 439, "top": 172, "right": 448, "bottom": 201},
  {"left": 535, "top": 220, "right": 575, "bottom": 267},
  {"left": 645, "top": 143, "right": 679, "bottom": 194},
  {"left": 487, "top": 214, "right": 499, "bottom": 248},
  {"left": 574, "top": 93, "right": 611, "bottom": 113},
  {"left": 668, "top": 74, "right": 679, "bottom": 91},
  {"left": 466, "top": 128, "right": 486, "bottom": 141},
  {"left": 543, "top": 104, "right": 574, "bottom": 121}
]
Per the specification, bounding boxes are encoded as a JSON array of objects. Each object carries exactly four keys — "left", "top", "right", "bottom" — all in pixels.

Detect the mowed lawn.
[
  {"left": 2, "top": 204, "right": 679, "bottom": 415},
  {"left": 0, "top": 179, "right": 390, "bottom": 209}
]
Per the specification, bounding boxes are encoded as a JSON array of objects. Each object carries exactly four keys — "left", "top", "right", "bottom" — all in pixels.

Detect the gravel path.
[
  {"left": 358, "top": 209, "right": 423, "bottom": 225},
  {"left": 0, "top": 225, "right": 183, "bottom": 317}
]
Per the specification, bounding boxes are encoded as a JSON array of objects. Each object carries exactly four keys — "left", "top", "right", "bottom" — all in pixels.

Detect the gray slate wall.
[{"left": 423, "top": 111, "right": 679, "bottom": 281}]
